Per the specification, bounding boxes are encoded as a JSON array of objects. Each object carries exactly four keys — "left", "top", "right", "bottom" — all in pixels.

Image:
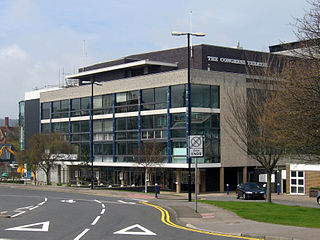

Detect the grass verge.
[{"left": 200, "top": 200, "right": 320, "bottom": 228}]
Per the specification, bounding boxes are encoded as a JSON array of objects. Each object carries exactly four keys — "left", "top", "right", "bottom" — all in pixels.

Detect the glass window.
[
  {"left": 72, "top": 121, "right": 80, "bottom": 133},
  {"left": 171, "top": 113, "right": 186, "bottom": 128},
  {"left": 155, "top": 87, "right": 167, "bottom": 103},
  {"left": 171, "top": 85, "right": 186, "bottom": 108},
  {"left": 80, "top": 121, "right": 89, "bottom": 132},
  {"left": 93, "top": 96, "right": 102, "bottom": 109},
  {"left": 41, "top": 123, "right": 50, "bottom": 133},
  {"left": 71, "top": 98, "right": 80, "bottom": 112},
  {"left": 93, "top": 120, "right": 103, "bottom": 132},
  {"left": 142, "top": 115, "right": 153, "bottom": 129},
  {"left": 41, "top": 103, "right": 51, "bottom": 119},
  {"left": 171, "top": 141, "right": 186, "bottom": 163},
  {"left": 142, "top": 89, "right": 154, "bottom": 104},
  {"left": 127, "top": 117, "right": 138, "bottom": 130},
  {"left": 103, "top": 94, "right": 113, "bottom": 107},
  {"left": 171, "top": 129, "right": 186, "bottom": 138},
  {"left": 61, "top": 100, "right": 69, "bottom": 112},
  {"left": 128, "top": 91, "right": 138, "bottom": 105},
  {"left": 116, "top": 118, "right": 126, "bottom": 130},
  {"left": 94, "top": 144, "right": 103, "bottom": 155},
  {"left": 191, "top": 113, "right": 211, "bottom": 128},
  {"left": 298, "top": 171, "right": 304, "bottom": 177},
  {"left": 291, "top": 171, "right": 296, "bottom": 177},
  {"left": 103, "top": 119, "right": 113, "bottom": 132},
  {"left": 52, "top": 101, "right": 60, "bottom": 112},
  {"left": 211, "top": 114, "right": 220, "bottom": 128},
  {"left": 155, "top": 114, "right": 167, "bottom": 128},
  {"left": 155, "top": 87, "right": 167, "bottom": 109},
  {"left": 191, "top": 84, "right": 210, "bottom": 108},
  {"left": 116, "top": 92, "right": 126, "bottom": 105},
  {"left": 211, "top": 86, "right": 220, "bottom": 108},
  {"left": 127, "top": 142, "right": 138, "bottom": 155},
  {"left": 103, "top": 144, "right": 113, "bottom": 155},
  {"left": 81, "top": 97, "right": 90, "bottom": 110},
  {"left": 116, "top": 142, "right": 126, "bottom": 155}
]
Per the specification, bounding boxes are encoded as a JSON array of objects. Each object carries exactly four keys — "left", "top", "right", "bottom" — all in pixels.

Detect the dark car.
[
  {"left": 317, "top": 191, "right": 320, "bottom": 205},
  {"left": 236, "top": 182, "right": 265, "bottom": 200}
]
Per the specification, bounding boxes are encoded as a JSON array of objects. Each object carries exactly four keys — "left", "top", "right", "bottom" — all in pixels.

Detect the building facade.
[{"left": 20, "top": 44, "right": 288, "bottom": 192}]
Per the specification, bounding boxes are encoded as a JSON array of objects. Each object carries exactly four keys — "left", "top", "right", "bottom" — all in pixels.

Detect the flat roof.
[{"left": 65, "top": 59, "right": 178, "bottom": 79}]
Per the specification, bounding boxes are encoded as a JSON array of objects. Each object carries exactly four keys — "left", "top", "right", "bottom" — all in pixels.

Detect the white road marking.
[
  {"left": 101, "top": 203, "right": 105, "bottom": 208},
  {"left": 60, "top": 199, "right": 76, "bottom": 203},
  {"left": 118, "top": 200, "right": 136, "bottom": 205},
  {"left": 10, "top": 197, "right": 47, "bottom": 218},
  {"left": 100, "top": 209, "right": 105, "bottom": 215},
  {"left": 16, "top": 206, "right": 33, "bottom": 211},
  {"left": 5, "top": 221, "right": 50, "bottom": 232},
  {"left": 114, "top": 224, "right": 156, "bottom": 235},
  {"left": 10, "top": 211, "right": 25, "bottom": 218},
  {"left": 74, "top": 228, "right": 90, "bottom": 240},
  {"left": 91, "top": 216, "right": 101, "bottom": 226},
  {"left": 131, "top": 198, "right": 149, "bottom": 202},
  {"left": 94, "top": 200, "right": 102, "bottom": 204}
]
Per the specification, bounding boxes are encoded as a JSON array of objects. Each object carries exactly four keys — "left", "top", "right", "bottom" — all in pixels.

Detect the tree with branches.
[
  {"left": 134, "top": 141, "right": 166, "bottom": 192},
  {"left": 17, "top": 133, "right": 76, "bottom": 185},
  {"left": 225, "top": 56, "right": 286, "bottom": 202}
]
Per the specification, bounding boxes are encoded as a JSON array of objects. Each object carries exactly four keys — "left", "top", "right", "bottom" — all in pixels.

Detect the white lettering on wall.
[{"left": 207, "top": 56, "right": 268, "bottom": 67}]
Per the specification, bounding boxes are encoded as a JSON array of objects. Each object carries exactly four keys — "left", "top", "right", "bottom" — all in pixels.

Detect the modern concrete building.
[{"left": 20, "top": 44, "right": 292, "bottom": 192}]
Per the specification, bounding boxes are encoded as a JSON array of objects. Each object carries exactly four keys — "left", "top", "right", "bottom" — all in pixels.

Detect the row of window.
[
  {"left": 44, "top": 113, "right": 220, "bottom": 134},
  {"left": 75, "top": 140, "right": 220, "bottom": 164},
  {"left": 41, "top": 84, "right": 220, "bottom": 119}
]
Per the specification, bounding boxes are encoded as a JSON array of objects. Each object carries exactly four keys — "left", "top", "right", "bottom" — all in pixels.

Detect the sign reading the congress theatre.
[{"left": 207, "top": 56, "right": 268, "bottom": 67}]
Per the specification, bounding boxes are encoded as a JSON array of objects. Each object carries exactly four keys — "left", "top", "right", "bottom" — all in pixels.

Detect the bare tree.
[
  {"left": 134, "top": 141, "right": 166, "bottom": 192},
  {"left": 17, "top": 133, "right": 76, "bottom": 185},
  {"left": 224, "top": 56, "right": 286, "bottom": 202}
]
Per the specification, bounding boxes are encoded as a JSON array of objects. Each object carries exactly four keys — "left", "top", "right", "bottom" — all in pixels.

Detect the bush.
[
  {"left": 67, "top": 183, "right": 71, "bottom": 187},
  {"left": 56, "top": 183, "right": 62, "bottom": 186}
]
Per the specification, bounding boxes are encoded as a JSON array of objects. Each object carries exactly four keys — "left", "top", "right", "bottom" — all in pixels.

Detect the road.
[{"left": 0, "top": 186, "right": 256, "bottom": 240}]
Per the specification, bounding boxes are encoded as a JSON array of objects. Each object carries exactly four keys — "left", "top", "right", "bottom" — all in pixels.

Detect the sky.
[{"left": 0, "top": 0, "right": 311, "bottom": 119}]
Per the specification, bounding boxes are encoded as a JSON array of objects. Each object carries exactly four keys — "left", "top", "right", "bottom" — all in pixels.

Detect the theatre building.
[{"left": 20, "top": 44, "right": 285, "bottom": 192}]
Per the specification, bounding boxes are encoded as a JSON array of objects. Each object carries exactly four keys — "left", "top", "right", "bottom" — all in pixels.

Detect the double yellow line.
[{"left": 140, "top": 202, "right": 261, "bottom": 240}]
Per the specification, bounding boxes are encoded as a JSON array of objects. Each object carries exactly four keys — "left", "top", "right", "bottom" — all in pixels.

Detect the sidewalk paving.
[
  {"left": 1, "top": 183, "right": 319, "bottom": 240},
  {"left": 155, "top": 191, "right": 320, "bottom": 240}
]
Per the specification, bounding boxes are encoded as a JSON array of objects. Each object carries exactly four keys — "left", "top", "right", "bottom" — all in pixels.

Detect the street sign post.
[
  {"left": 189, "top": 135, "right": 204, "bottom": 157},
  {"left": 189, "top": 135, "right": 204, "bottom": 212}
]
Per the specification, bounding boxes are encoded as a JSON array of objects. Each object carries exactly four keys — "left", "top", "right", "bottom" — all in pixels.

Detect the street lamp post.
[
  {"left": 172, "top": 31, "right": 205, "bottom": 202},
  {"left": 85, "top": 78, "right": 102, "bottom": 190}
]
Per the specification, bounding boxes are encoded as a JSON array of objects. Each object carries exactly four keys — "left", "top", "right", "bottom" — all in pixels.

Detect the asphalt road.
[{"left": 0, "top": 186, "right": 252, "bottom": 240}]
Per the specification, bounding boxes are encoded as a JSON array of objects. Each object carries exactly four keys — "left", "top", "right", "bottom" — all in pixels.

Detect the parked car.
[
  {"left": 236, "top": 182, "right": 265, "bottom": 200},
  {"left": 317, "top": 191, "right": 320, "bottom": 205}
]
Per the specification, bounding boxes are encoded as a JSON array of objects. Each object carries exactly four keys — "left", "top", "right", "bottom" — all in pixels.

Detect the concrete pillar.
[
  {"left": 120, "top": 168, "right": 125, "bottom": 186},
  {"left": 243, "top": 166, "right": 247, "bottom": 183},
  {"left": 220, "top": 167, "right": 225, "bottom": 192},
  {"left": 176, "top": 169, "right": 181, "bottom": 193},
  {"left": 200, "top": 170, "right": 206, "bottom": 192}
]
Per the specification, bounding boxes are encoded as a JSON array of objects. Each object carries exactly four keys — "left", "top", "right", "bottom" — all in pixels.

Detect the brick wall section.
[
  {"left": 305, "top": 171, "right": 320, "bottom": 195},
  {"left": 286, "top": 165, "right": 320, "bottom": 195}
]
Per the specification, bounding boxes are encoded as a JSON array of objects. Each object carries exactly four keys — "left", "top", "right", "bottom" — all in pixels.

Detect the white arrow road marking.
[
  {"left": 114, "top": 224, "right": 156, "bottom": 235},
  {"left": 5, "top": 221, "right": 50, "bottom": 232},
  {"left": 60, "top": 200, "right": 76, "bottom": 203},
  {"left": 117, "top": 200, "right": 136, "bottom": 205}
]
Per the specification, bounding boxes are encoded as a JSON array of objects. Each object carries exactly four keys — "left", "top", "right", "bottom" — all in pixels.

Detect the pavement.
[{"left": 1, "top": 183, "right": 320, "bottom": 240}]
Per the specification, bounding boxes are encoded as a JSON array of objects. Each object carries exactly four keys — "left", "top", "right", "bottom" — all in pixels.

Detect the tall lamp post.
[
  {"left": 84, "top": 78, "right": 102, "bottom": 190},
  {"left": 172, "top": 31, "right": 205, "bottom": 202}
]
